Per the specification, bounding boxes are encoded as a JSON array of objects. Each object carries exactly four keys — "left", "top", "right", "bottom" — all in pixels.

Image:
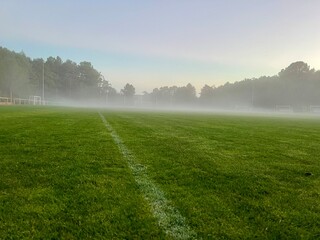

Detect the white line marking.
[{"left": 99, "top": 112, "right": 197, "bottom": 239}]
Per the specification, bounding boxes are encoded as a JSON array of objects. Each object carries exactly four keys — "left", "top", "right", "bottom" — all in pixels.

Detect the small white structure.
[
  {"left": 0, "top": 97, "right": 11, "bottom": 105},
  {"left": 310, "top": 105, "right": 320, "bottom": 113},
  {"left": 29, "top": 96, "right": 42, "bottom": 105},
  {"left": 13, "top": 98, "right": 29, "bottom": 105}
]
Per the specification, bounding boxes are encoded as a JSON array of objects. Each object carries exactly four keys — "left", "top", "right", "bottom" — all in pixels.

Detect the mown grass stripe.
[{"left": 98, "top": 112, "right": 197, "bottom": 240}]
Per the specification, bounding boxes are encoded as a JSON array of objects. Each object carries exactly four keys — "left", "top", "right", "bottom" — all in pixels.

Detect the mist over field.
[{"left": 1, "top": 46, "right": 320, "bottom": 113}]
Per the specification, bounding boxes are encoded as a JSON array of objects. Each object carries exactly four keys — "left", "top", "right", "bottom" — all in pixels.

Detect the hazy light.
[{"left": 1, "top": 0, "right": 320, "bottom": 93}]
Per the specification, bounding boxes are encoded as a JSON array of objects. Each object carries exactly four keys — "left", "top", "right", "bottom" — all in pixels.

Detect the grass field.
[{"left": 0, "top": 106, "right": 319, "bottom": 239}]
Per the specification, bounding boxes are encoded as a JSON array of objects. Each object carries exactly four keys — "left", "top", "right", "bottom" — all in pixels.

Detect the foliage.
[
  {"left": 199, "top": 84, "right": 215, "bottom": 104},
  {"left": 121, "top": 83, "right": 135, "bottom": 97},
  {"left": 146, "top": 84, "right": 196, "bottom": 106},
  {"left": 142, "top": 61, "right": 320, "bottom": 109},
  {"left": 121, "top": 83, "right": 135, "bottom": 105},
  {"left": 0, "top": 48, "right": 31, "bottom": 97},
  {"left": 0, "top": 47, "right": 107, "bottom": 102},
  {"left": 204, "top": 61, "right": 320, "bottom": 109}
]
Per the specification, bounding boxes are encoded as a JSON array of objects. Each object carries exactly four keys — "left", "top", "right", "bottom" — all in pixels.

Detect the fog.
[{"left": 1, "top": 47, "right": 320, "bottom": 116}]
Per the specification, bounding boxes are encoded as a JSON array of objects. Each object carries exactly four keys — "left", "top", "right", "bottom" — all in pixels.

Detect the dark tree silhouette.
[
  {"left": 199, "top": 84, "right": 215, "bottom": 105},
  {"left": 121, "top": 83, "right": 135, "bottom": 105}
]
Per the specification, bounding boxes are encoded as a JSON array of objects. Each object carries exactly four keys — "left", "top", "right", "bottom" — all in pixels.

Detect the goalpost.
[{"left": 28, "top": 96, "right": 42, "bottom": 105}]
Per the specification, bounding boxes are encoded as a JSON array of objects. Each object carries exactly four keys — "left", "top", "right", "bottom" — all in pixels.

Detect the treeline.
[
  {"left": 0, "top": 47, "right": 135, "bottom": 104},
  {"left": 1, "top": 46, "right": 320, "bottom": 109},
  {"left": 144, "top": 61, "right": 320, "bottom": 110},
  {"left": 143, "top": 83, "right": 197, "bottom": 106},
  {"left": 200, "top": 61, "right": 320, "bottom": 109}
]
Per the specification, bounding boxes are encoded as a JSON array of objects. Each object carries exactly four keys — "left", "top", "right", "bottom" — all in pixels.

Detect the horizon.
[{"left": 2, "top": 45, "right": 317, "bottom": 95}]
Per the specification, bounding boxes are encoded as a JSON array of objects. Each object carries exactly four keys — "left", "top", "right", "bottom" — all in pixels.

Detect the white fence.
[
  {"left": 0, "top": 96, "right": 47, "bottom": 105},
  {"left": 0, "top": 97, "right": 13, "bottom": 105},
  {"left": 310, "top": 105, "right": 320, "bottom": 113}
]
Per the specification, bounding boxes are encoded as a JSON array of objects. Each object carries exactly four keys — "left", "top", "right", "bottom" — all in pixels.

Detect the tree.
[
  {"left": 199, "top": 84, "right": 215, "bottom": 104},
  {"left": 44, "top": 56, "right": 62, "bottom": 99},
  {"left": 121, "top": 83, "right": 135, "bottom": 105},
  {"left": 0, "top": 48, "right": 32, "bottom": 98},
  {"left": 278, "top": 61, "right": 314, "bottom": 106},
  {"left": 0, "top": 46, "right": 110, "bottom": 103},
  {"left": 99, "top": 77, "right": 112, "bottom": 104},
  {"left": 121, "top": 83, "right": 135, "bottom": 97},
  {"left": 175, "top": 83, "right": 196, "bottom": 104},
  {"left": 106, "top": 86, "right": 118, "bottom": 103},
  {"left": 61, "top": 59, "right": 79, "bottom": 98},
  {"left": 75, "top": 61, "right": 102, "bottom": 100},
  {"left": 279, "top": 61, "right": 313, "bottom": 81}
]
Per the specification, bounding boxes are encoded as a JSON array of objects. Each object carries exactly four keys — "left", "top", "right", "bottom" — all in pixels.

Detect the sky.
[{"left": 1, "top": 0, "right": 320, "bottom": 94}]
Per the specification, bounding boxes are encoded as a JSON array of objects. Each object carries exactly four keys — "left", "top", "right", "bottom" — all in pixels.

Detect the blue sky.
[{"left": 1, "top": 0, "right": 320, "bottom": 93}]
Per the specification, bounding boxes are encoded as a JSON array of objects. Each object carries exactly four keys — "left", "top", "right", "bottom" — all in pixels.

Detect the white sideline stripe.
[{"left": 98, "top": 112, "right": 197, "bottom": 239}]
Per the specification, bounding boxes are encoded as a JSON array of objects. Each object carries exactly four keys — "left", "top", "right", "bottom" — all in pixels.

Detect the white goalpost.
[{"left": 28, "top": 96, "right": 42, "bottom": 105}]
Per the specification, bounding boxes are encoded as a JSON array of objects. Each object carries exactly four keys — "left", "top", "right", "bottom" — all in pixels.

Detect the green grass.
[
  {"left": 1, "top": 106, "right": 320, "bottom": 239},
  {"left": 0, "top": 106, "right": 164, "bottom": 239}
]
